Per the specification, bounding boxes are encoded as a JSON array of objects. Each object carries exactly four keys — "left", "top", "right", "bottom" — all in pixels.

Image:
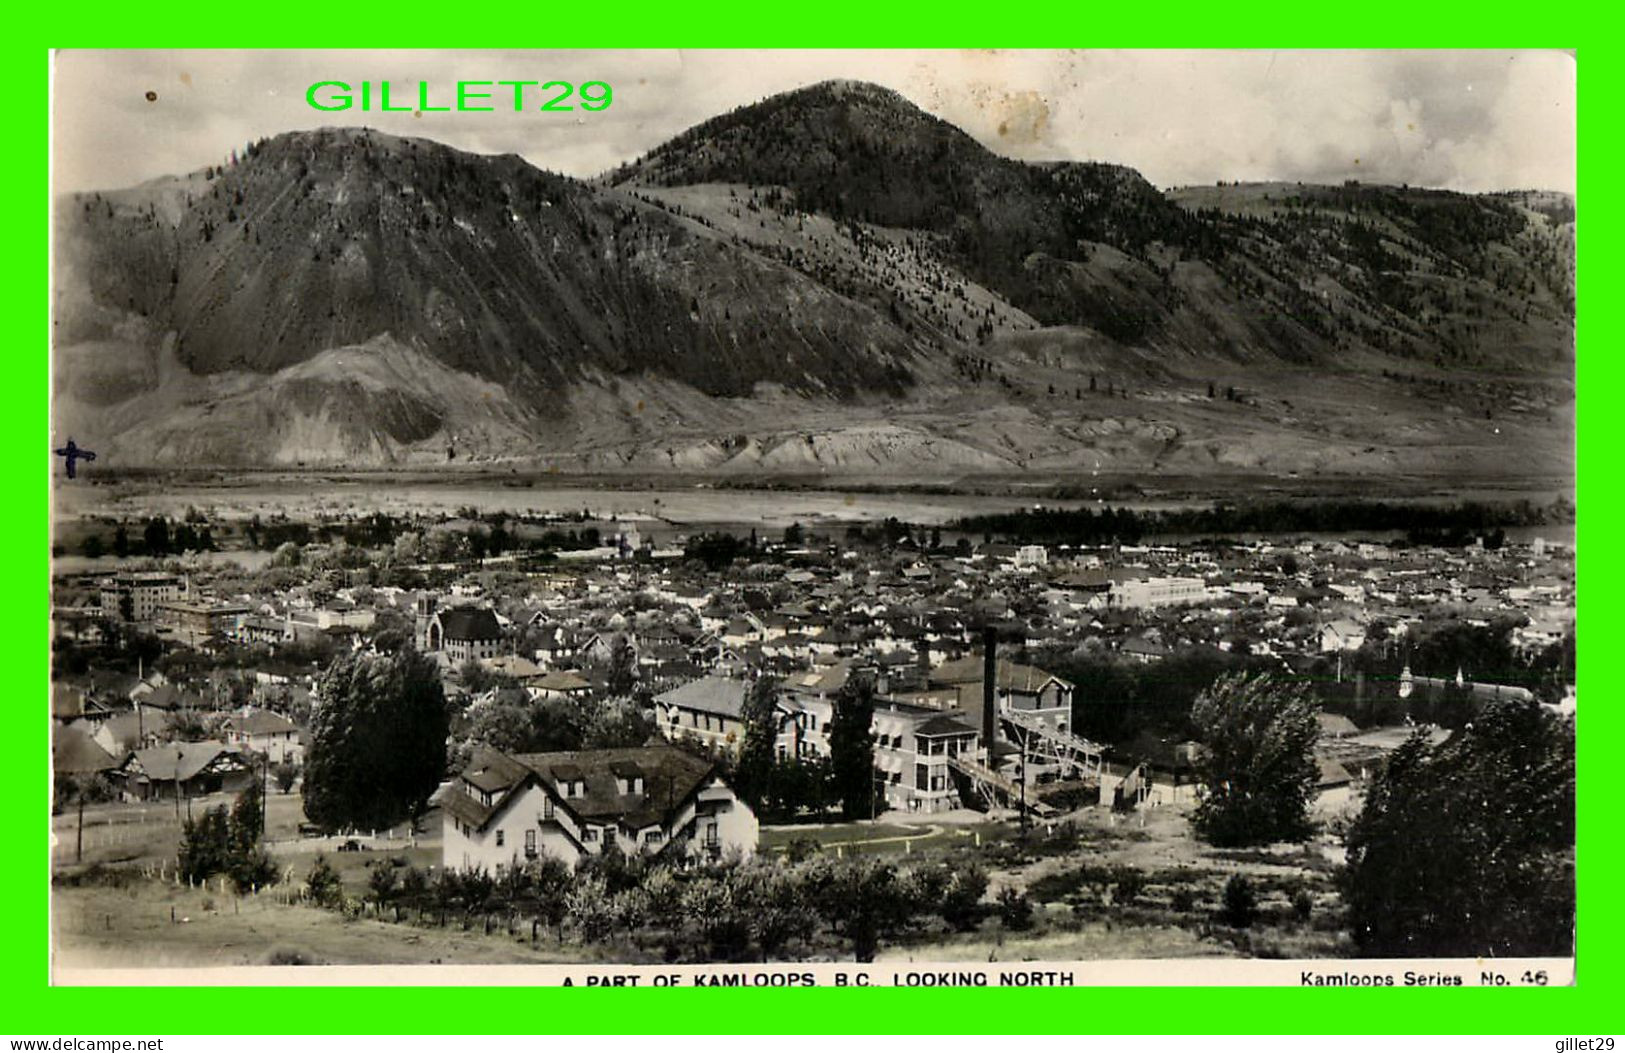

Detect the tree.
[
  {"left": 783, "top": 522, "right": 805, "bottom": 546},
  {"left": 81, "top": 535, "right": 104, "bottom": 559},
  {"left": 367, "top": 859, "right": 399, "bottom": 909},
  {"left": 142, "top": 517, "right": 171, "bottom": 556},
  {"left": 272, "top": 761, "right": 299, "bottom": 794},
  {"left": 229, "top": 777, "right": 265, "bottom": 856},
  {"left": 1343, "top": 699, "right": 1574, "bottom": 957},
  {"left": 734, "top": 676, "right": 782, "bottom": 809},
  {"left": 605, "top": 634, "right": 638, "bottom": 698},
  {"left": 1220, "top": 874, "right": 1259, "bottom": 928},
  {"left": 112, "top": 525, "right": 129, "bottom": 558},
  {"left": 465, "top": 693, "right": 583, "bottom": 755},
  {"left": 304, "top": 648, "right": 450, "bottom": 833},
  {"left": 459, "top": 658, "right": 499, "bottom": 695},
  {"left": 177, "top": 805, "right": 232, "bottom": 884},
  {"left": 1189, "top": 672, "right": 1320, "bottom": 846},
  {"left": 829, "top": 674, "right": 878, "bottom": 820},
  {"left": 306, "top": 854, "right": 344, "bottom": 908}
]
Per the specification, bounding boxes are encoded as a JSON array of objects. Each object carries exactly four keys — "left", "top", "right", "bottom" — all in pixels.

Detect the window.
[
  {"left": 645, "top": 830, "right": 663, "bottom": 844},
  {"left": 524, "top": 829, "right": 537, "bottom": 859},
  {"left": 495, "top": 829, "right": 505, "bottom": 847},
  {"left": 584, "top": 828, "right": 599, "bottom": 842},
  {"left": 543, "top": 798, "right": 555, "bottom": 819}
]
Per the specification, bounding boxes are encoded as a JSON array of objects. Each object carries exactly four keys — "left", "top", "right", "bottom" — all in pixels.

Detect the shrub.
[
  {"left": 941, "top": 863, "right": 989, "bottom": 932},
  {"left": 306, "top": 854, "right": 344, "bottom": 909},
  {"left": 268, "top": 948, "right": 314, "bottom": 965},
  {"left": 367, "top": 859, "right": 399, "bottom": 905},
  {"left": 1170, "top": 887, "right": 1198, "bottom": 913},
  {"left": 783, "top": 835, "right": 823, "bottom": 863},
  {"left": 998, "top": 887, "right": 1034, "bottom": 931},
  {"left": 229, "top": 846, "right": 280, "bottom": 894},
  {"left": 1111, "top": 867, "right": 1147, "bottom": 906},
  {"left": 1220, "top": 874, "right": 1259, "bottom": 929},
  {"left": 1291, "top": 888, "right": 1314, "bottom": 922}
]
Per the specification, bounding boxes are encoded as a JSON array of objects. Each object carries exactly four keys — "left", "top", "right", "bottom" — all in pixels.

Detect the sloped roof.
[
  {"left": 436, "top": 607, "right": 503, "bottom": 642},
  {"left": 123, "top": 741, "right": 250, "bottom": 782},
  {"left": 53, "top": 723, "right": 121, "bottom": 774},
  {"left": 915, "top": 714, "right": 979, "bottom": 738},
  {"left": 654, "top": 676, "right": 750, "bottom": 718},
  {"left": 222, "top": 710, "right": 299, "bottom": 736},
  {"left": 532, "top": 670, "right": 592, "bottom": 693},
  {"left": 438, "top": 744, "right": 721, "bottom": 833},
  {"left": 929, "top": 657, "right": 1072, "bottom": 693},
  {"left": 514, "top": 746, "right": 717, "bottom": 829}
]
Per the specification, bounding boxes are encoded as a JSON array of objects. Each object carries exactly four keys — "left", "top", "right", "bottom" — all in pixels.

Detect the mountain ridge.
[{"left": 52, "top": 80, "right": 1574, "bottom": 479}]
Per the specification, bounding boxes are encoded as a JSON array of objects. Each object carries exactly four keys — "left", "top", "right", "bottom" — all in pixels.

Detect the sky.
[{"left": 52, "top": 49, "right": 1576, "bottom": 196}]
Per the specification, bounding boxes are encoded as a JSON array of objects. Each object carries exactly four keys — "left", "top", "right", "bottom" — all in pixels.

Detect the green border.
[{"left": 18, "top": 18, "right": 1611, "bottom": 1035}]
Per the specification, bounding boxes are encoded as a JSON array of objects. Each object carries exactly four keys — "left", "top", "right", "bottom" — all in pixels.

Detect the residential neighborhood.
[{"left": 49, "top": 501, "right": 1577, "bottom": 966}]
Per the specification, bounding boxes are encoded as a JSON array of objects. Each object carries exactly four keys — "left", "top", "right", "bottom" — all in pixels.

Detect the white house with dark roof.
[
  {"left": 434, "top": 744, "right": 758, "bottom": 871},
  {"left": 219, "top": 708, "right": 304, "bottom": 763},
  {"left": 653, "top": 676, "right": 768, "bottom": 754}
]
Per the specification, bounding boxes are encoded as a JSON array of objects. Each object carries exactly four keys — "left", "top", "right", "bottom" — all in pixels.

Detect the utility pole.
[{"left": 1018, "top": 735, "right": 1028, "bottom": 835}]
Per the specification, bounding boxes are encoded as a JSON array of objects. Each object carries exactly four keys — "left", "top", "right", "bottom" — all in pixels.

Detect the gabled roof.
[
  {"left": 929, "top": 657, "right": 1072, "bottom": 693},
  {"left": 654, "top": 676, "right": 750, "bottom": 718},
  {"left": 221, "top": 710, "right": 299, "bottom": 736},
  {"left": 437, "top": 744, "right": 722, "bottom": 834},
  {"left": 436, "top": 607, "right": 503, "bottom": 642},
  {"left": 53, "top": 724, "right": 122, "bottom": 774},
  {"left": 531, "top": 670, "right": 592, "bottom": 693},
  {"left": 514, "top": 746, "right": 717, "bottom": 830},
  {"left": 122, "top": 741, "right": 249, "bottom": 782}
]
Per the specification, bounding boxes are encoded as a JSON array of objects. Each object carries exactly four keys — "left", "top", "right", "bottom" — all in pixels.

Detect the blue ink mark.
[{"left": 54, "top": 438, "right": 96, "bottom": 479}]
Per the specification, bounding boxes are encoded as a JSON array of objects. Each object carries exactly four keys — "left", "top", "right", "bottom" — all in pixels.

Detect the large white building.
[
  {"left": 1109, "top": 576, "right": 1208, "bottom": 610},
  {"left": 100, "top": 572, "right": 185, "bottom": 622},
  {"left": 436, "top": 745, "right": 758, "bottom": 872}
]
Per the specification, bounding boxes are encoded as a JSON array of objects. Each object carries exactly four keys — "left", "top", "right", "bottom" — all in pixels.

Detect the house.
[
  {"left": 653, "top": 676, "right": 758, "bottom": 753},
  {"left": 113, "top": 741, "right": 255, "bottom": 801},
  {"left": 1120, "top": 634, "right": 1172, "bottom": 664},
  {"left": 928, "top": 656, "right": 1076, "bottom": 734},
  {"left": 1319, "top": 620, "right": 1367, "bottom": 653},
  {"left": 219, "top": 709, "right": 304, "bottom": 763},
  {"left": 53, "top": 722, "right": 122, "bottom": 778},
  {"left": 158, "top": 600, "right": 253, "bottom": 644},
  {"left": 435, "top": 744, "right": 758, "bottom": 872},
  {"left": 1013, "top": 545, "right": 1049, "bottom": 569},
  {"left": 425, "top": 607, "right": 504, "bottom": 663},
  {"left": 529, "top": 669, "right": 595, "bottom": 701}
]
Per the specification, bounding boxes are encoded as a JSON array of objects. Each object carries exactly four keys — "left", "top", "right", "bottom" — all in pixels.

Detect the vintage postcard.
[{"left": 48, "top": 49, "right": 1575, "bottom": 986}]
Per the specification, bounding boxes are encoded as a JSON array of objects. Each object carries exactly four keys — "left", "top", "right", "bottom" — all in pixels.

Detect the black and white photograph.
[{"left": 48, "top": 49, "right": 1576, "bottom": 983}]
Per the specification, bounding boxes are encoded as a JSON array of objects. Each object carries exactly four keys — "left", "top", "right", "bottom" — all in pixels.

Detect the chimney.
[{"left": 982, "top": 625, "right": 997, "bottom": 750}]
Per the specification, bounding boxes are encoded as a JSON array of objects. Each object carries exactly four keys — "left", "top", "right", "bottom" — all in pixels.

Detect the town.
[{"left": 49, "top": 498, "right": 1577, "bottom": 966}]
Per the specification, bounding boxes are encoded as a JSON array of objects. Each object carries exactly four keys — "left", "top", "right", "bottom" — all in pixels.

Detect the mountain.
[{"left": 52, "top": 80, "right": 1575, "bottom": 481}]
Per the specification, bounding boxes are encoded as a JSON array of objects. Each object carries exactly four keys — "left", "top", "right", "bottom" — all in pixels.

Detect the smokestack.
[{"left": 982, "top": 625, "right": 997, "bottom": 750}]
